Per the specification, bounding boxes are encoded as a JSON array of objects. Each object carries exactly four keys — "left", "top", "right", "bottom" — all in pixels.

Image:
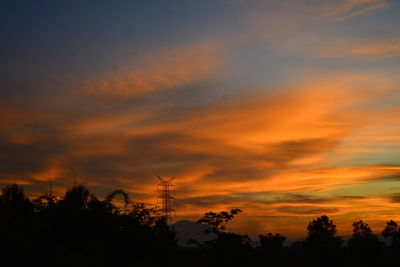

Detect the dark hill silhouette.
[{"left": 172, "top": 220, "right": 216, "bottom": 247}]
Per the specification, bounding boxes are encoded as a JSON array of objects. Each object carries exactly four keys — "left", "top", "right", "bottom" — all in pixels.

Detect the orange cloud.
[
  {"left": 81, "top": 42, "right": 221, "bottom": 99},
  {"left": 314, "top": 38, "right": 400, "bottom": 58},
  {"left": 322, "top": 0, "right": 389, "bottom": 21},
  {"left": 2, "top": 69, "right": 400, "bottom": 238}
]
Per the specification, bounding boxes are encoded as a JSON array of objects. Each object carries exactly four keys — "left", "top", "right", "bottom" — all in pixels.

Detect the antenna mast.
[
  {"left": 70, "top": 168, "right": 77, "bottom": 187},
  {"left": 48, "top": 173, "right": 53, "bottom": 195},
  {"left": 157, "top": 175, "right": 175, "bottom": 224}
]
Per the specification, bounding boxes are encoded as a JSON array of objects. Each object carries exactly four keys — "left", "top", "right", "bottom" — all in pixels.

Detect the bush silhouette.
[{"left": 0, "top": 184, "right": 395, "bottom": 266}]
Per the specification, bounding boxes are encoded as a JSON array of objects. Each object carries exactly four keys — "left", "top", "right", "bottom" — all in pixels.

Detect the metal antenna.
[
  {"left": 156, "top": 175, "right": 175, "bottom": 224},
  {"left": 48, "top": 173, "right": 53, "bottom": 195},
  {"left": 69, "top": 168, "right": 77, "bottom": 187}
]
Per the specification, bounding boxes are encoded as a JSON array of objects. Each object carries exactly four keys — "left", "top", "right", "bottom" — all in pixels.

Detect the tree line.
[{"left": 0, "top": 183, "right": 399, "bottom": 267}]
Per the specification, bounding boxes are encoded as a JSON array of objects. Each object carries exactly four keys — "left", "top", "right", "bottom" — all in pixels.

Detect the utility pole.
[{"left": 157, "top": 175, "right": 175, "bottom": 224}]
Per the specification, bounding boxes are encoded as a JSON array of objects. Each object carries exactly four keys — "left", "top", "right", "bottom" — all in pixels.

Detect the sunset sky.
[{"left": 1, "top": 0, "right": 400, "bottom": 238}]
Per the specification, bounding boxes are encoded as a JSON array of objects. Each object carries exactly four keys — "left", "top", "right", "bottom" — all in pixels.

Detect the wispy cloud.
[
  {"left": 313, "top": 38, "right": 400, "bottom": 58},
  {"left": 3, "top": 70, "right": 399, "bottom": 197},
  {"left": 323, "top": 0, "right": 389, "bottom": 21},
  {"left": 81, "top": 43, "right": 221, "bottom": 99}
]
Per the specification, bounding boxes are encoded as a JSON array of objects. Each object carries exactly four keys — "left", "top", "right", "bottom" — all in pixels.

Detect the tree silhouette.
[
  {"left": 381, "top": 220, "right": 400, "bottom": 264},
  {"left": 382, "top": 220, "right": 400, "bottom": 246},
  {"left": 0, "top": 184, "right": 35, "bottom": 266},
  {"left": 197, "top": 208, "right": 242, "bottom": 234},
  {"left": 259, "top": 233, "right": 286, "bottom": 256},
  {"left": 61, "top": 185, "right": 90, "bottom": 211},
  {"left": 306, "top": 215, "right": 337, "bottom": 240},
  {"left": 1, "top": 183, "right": 396, "bottom": 266},
  {"left": 194, "top": 208, "right": 252, "bottom": 266},
  {"left": 347, "top": 220, "right": 380, "bottom": 266},
  {"left": 304, "top": 215, "right": 343, "bottom": 266},
  {"left": 0, "top": 184, "right": 33, "bottom": 228}
]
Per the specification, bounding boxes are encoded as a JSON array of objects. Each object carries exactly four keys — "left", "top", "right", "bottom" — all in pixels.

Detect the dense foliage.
[{"left": 0, "top": 184, "right": 399, "bottom": 267}]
